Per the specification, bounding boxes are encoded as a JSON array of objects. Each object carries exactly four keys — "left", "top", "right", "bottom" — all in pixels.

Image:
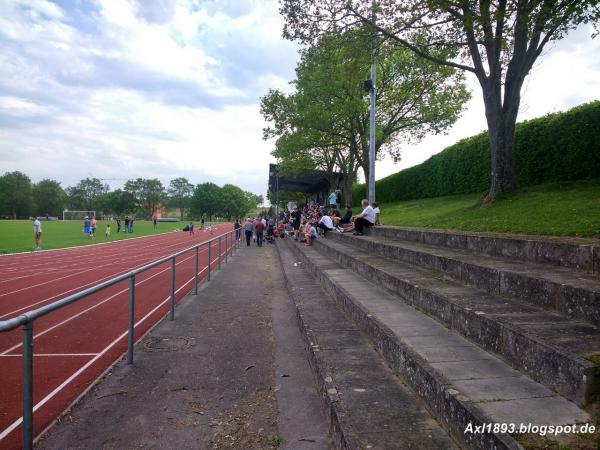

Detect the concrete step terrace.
[
  {"left": 317, "top": 234, "right": 600, "bottom": 406},
  {"left": 335, "top": 229, "right": 600, "bottom": 327},
  {"left": 276, "top": 239, "right": 460, "bottom": 450},
  {"left": 283, "top": 237, "right": 591, "bottom": 450}
]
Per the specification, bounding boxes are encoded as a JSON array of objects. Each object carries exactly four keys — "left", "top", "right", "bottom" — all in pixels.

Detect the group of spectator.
[
  {"left": 278, "top": 199, "right": 380, "bottom": 246},
  {"left": 235, "top": 194, "right": 381, "bottom": 250},
  {"left": 240, "top": 216, "right": 279, "bottom": 247}
]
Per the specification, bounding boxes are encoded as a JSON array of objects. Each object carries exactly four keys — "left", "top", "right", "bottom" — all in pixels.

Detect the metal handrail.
[{"left": 0, "top": 228, "right": 241, "bottom": 449}]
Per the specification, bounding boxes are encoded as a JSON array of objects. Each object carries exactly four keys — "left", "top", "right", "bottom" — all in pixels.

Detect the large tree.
[
  {"left": 124, "top": 178, "right": 165, "bottom": 217},
  {"left": 0, "top": 171, "right": 33, "bottom": 219},
  {"left": 94, "top": 189, "right": 136, "bottom": 216},
  {"left": 262, "top": 27, "right": 468, "bottom": 204},
  {"left": 280, "top": 0, "right": 600, "bottom": 202},
  {"left": 167, "top": 177, "right": 194, "bottom": 220},
  {"left": 190, "top": 182, "right": 222, "bottom": 221},
  {"left": 66, "top": 178, "right": 108, "bottom": 211},
  {"left": 32, "top": 179, "right": 66, "bottom": 216},
  {"left": 220, "top": 184, "right": 255, "bottom": 220}
]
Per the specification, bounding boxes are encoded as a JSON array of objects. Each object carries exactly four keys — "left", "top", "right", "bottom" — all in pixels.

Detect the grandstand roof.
[{"left": 268, "top": 164, "right": 344, "bottom": 194}]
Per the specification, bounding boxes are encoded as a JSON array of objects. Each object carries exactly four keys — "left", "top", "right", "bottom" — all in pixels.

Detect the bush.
[{"left": 354, "top": 101, "right": 600, "bottom": 204}]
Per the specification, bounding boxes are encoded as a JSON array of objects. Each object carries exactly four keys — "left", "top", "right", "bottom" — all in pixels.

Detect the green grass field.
[
  {"left": 0, "top": 220, "right": 209, "bottom": 254},
  {"left": 379, "top": 179, "right": 600, "bottom": 238}
]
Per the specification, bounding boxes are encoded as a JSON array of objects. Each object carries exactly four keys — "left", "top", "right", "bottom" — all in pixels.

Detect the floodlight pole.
[{"left": 368, "top": 0, "right": 377, "bottom": 204}]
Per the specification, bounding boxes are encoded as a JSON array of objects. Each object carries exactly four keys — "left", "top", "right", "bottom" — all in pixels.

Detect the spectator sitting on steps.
[
  {"left": 372, "top": 202, "right": 381, "bottom": 225},
  {"left": 317, "top": 213, "right": 334, "bottom": 235},
  {"left": 342, "top": 199, "right": 376, "bottom": 236},
  {"left": 305, "top": 222, "right": 318, "bottom": 246}
]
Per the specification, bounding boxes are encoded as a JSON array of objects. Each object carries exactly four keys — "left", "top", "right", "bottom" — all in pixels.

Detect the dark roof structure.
[{"left": 268, "top": 164, "right": 343, "bottom": 194}]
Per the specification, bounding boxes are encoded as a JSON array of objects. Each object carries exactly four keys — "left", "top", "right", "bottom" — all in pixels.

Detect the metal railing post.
[
  {"left": 207, "top": 241, "right": 211, "bottom": 281},
  {"left": 225, "top": 234, "right": 228, "bottom": 264},
  {"left": 194, "top": 246, "right": 199, "bottom": 295},
  {"left": 22, "top": 321, "right": 34, "bottom": 450},
  {"left": 127, "top": 273, "right": 135, "bottom": 364},
  {"left": 218, "top": 237, "right": 222, "bottom": 270},
  {"left": 169, "top": 257, "right": 175, "bottom": 320}
]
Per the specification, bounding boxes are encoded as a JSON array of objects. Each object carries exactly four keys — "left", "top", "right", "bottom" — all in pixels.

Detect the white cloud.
[{"left": 0, "top": 0, "right": 298, "bottom": 196}]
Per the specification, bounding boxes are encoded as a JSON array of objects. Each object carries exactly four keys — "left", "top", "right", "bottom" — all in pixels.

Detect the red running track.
[{"left": 0, "top": 226, "right": 235, "bottom": 449}]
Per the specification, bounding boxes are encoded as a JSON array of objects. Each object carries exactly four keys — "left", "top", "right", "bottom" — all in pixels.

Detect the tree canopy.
[
  {"left": 279, "top": 0, "right": 600, "bottom": 201},
  {"left": 124, "top": 178, "right": 165, "bottom": 216},
  {"left": 0, "top": 171, "right": 33, "bottom": 219},
  {"left": 0, "top": 172, "right": 260, "bottom": 221},
  {"left": 261, "top": 26, "right": 469, "bottom": 203},
  {"left": 167, "top": 177, "right": 194, "bottom": 220},
  {"left": 32, "top": 179, "right": 66, "bottom": 217}
]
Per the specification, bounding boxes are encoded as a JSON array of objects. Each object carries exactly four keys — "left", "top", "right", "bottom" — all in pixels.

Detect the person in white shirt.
[
  {"left": 342, "top": 199, "right": 375, "bottom": 235},
  {"left": 317, "top": 213, "right": 334, "bottom": 234},
  {"left": 32, "top": 216, "right": 42, "bottom": 250}
]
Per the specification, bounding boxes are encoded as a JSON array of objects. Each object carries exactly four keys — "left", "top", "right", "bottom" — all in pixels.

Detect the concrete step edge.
[
  {"left": 330, "top": 231, "right": 600, "bottom": 327},
  {"left": 369, "top": 226, "right": 600, "bottom": 273},
  {"left": 276, "top": 244, "right": 362, "bottom": 449},
  {"left": 314, "top": 236, "right": 598, "bottom": 407},
  {"left": 283, "top": 239, "right": 524, "bottom": 450}
]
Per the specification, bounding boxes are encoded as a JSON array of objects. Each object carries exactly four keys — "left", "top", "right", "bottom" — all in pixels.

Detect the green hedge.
[{"left": 353, "top": 100, "right": 600, "bottom": 204}]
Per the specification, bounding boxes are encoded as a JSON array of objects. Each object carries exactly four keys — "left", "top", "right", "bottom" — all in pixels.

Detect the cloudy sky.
[{"left": 0, "top": 1, "right": 599, "bottom": 197}]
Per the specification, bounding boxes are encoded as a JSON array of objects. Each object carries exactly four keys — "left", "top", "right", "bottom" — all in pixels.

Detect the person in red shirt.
[{"left": 255, "top": 219, "right": 265, "bottom": 247}]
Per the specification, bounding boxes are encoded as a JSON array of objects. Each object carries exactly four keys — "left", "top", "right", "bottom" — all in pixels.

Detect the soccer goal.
[{"left": 62, "top": 210, "right": 96, "bottom": 221}]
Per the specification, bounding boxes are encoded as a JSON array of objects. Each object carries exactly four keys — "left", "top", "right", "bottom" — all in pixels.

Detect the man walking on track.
[{"left": 32, "top": 216, "right": 42, "bottom": 250}]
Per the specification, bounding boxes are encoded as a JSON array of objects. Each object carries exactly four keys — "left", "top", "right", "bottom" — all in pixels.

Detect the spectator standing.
[
  {"left": 153, "top": 214, "right": 157, "bottom": 230},
  {"left": 91, "top": 216, "right": 97, "bottom": 238},
  {"left": 116, "top": 217, "right": 121, "bottom": 233},
  {"left": 83, "top": 216, "right": 91, "bottom": 238},
  {"left": 328, "top": 190, "right": 337, "bottom": 211},
  {"left": 124, "top": 216, "right": 129, "bottom": 234},
  {"left": 255, "top": 219, "right": 265, "bottom": 247},
  {"left": 32, "top": 216, "right": 42, "bottom": 250},
  {"left": 129, "top": 217, "right": 134, "bottom": 233},
  {"left": 336, "top": 190, "right": 342, "bottom": 211},
  {"left": 234, "top": 220, "right": 241, "bottom": 241},
  {"left": 201, "top": 217, "right": 205, "bottom": 229},
  {"left": 105, "top": 224, "right": 111, "bottom": 237},
  {"left": 244, "top": 218, "right": 254, "bottom": 247},
  {"left": 291, "top": 207, "right": 301, "bottom": 240}
]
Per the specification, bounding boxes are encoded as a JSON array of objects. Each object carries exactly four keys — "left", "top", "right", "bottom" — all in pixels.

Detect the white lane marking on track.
[
  {"left": 0, "top": 265, "right": 211, "bottom": 442},
  {"left": 0, "top": 237, "right": 215, "bottom": 319},
  {"left": 0, "top": 229, "right": 180, "bottom": 259},
  {"left": 0, "top": 230, "right": 194, "bottom": 274},
  {"left": 0, "top": 353, "right": 99, "bottom": 357},
  {"left": 0, "top": 251, "right": 198, "bottom": 355},
  {"left": 0, "top": 232, "right": 191, "bottom": 278}
]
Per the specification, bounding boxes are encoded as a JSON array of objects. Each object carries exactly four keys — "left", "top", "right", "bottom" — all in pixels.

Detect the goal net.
[{"left": 62, "top": 210, "right": 96, "bottom": 220}]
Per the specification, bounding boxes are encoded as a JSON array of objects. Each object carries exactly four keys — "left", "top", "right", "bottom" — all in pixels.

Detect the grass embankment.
[
  {"left": 0, "top": 220, "right": 214, "bottom": 254},
  {"left": 379, "top": 179, "right": 600, "bottom": 238}
]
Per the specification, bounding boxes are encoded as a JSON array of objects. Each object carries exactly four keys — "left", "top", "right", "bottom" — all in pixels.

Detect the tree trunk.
[
  {"left": 481, "top": 89, "right": 519, "bottom": 203},
  {"left": 342, "top": 170, "right": 355, "bottom": 207}
]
